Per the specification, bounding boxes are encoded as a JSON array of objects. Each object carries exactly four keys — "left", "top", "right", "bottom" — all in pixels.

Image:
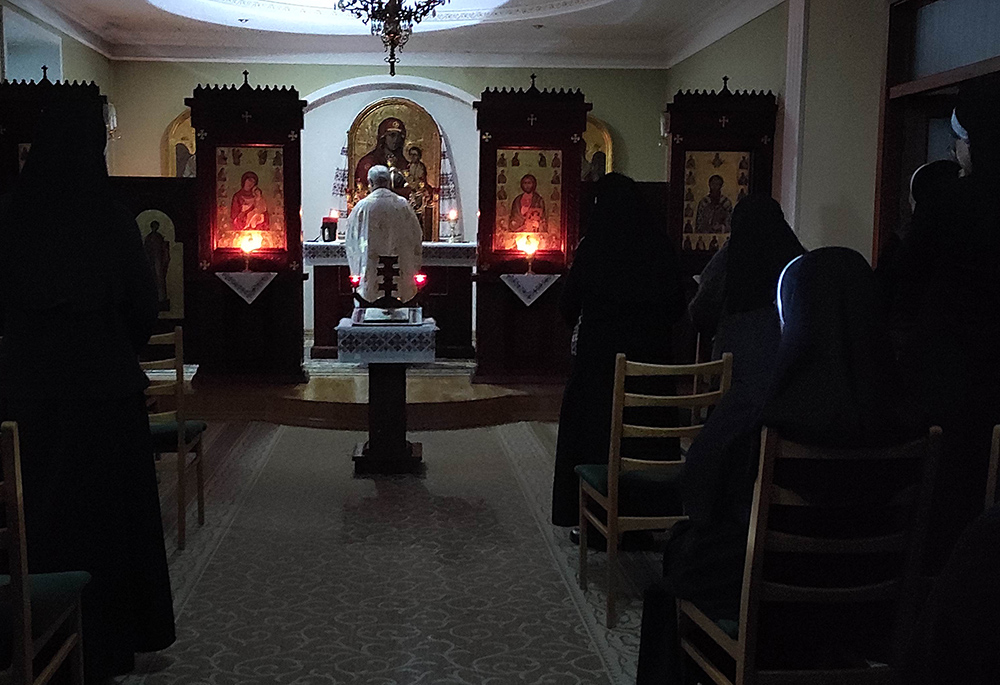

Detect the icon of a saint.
[
  {"left": 354, "top": 117, "right": 407, "bottom": 192},
  {"left": 684, "top": 220, "right": 693, "bottom": 234},
  {"left": 232, "top": 148, "right": 243, "bottom": 166},
  {"left": 552, "top": 170, "right": 561, "bottom": 185},
  {"left": 538, "top": 153, "right": 547, "bottom": 168},
  {"left": 685, "top": 171, "right": 696, "bottom": 185},
  {"left": 509, "top": 174, "right": 547, "bottom": 232},
  {"left": 143, "top": 220, "right": 171, "bottom": 312},
  {"left": 711, "top": 152, "right": 725, "bottom": 168},
  {"left": 552, "top": 153, "right": 561, "bottom": 168},
  {"left": 739, "top": 156, "right": 749, "bottom": 170},
  {"left": 217, "top": 149, "right": 228, "bottom": 165},
  {"left": 273, "top": 151, "right": 283, "bottom": 166},
  {"left": 498, "top": 170, "right": 507, "bottom": 185},
  {"left": 686, "top": 156, "right": 696, "bottom": 169},
  {"left": 695, "top": 174, "right": 734, "bottom": 234},
  {"left": 498, "top": 153, "right": 507, "bottom": 167},
  {"left": 231, "top": 171, "right": 269, "bottom": 232},
  {"left": 497, "top": 186, "right": 507, "bottom": 201},
  {"left": 511, "top": 152, "right": 520, "bottom": 167},
  {"left": 683, "top": 236, "right": 692, "bottom": 251},
  {"left": 258, "top": 149, "right": 269, "bottom": 165}
]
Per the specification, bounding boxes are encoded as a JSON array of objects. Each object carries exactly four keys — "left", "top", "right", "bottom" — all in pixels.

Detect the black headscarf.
[
  {"left": 0, "top": 101, "right": 115, "bottom": 311},
  {"left": 724, "top": 195, "right": 805, "bottom": 314},
  {"left": 955, "top": 81, "right": 1000, "bottom": 180},
  {"left": 765, "top": 247, "right": 922, "bottom": 447}
]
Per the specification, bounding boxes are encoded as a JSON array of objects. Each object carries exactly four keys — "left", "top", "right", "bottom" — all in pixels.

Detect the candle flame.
[
  {"left": 414, "top": 273, "right": 428, "bottom": 287},
  {"left": 240, "top": 233, "right": 263, "bottom": 254},
  {"left": 349, "top": 274, "right": 361, "bottom": 287},
  {"left": 447, "top": 209, "right": 458, "bottom": 222},
  {"left": 516, "top": 234, "right": 539, "bottom": 256},
  {"left": 330, "top": 209, "right": 340, "bottom": 219}
]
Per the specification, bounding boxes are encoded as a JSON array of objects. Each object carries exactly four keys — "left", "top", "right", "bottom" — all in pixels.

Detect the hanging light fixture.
[{"left": 338, "top": 0, "right": 450, "bottom": 76}]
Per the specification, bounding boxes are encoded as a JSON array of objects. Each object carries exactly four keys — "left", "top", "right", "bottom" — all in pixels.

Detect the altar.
[{"left": 306, "top": 240, "right": 475, "bottom": 360}]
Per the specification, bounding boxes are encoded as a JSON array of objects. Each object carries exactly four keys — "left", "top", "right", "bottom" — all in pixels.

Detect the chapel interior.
[{"left": 0, "top": 0, "right": 998, "bottom": 683}]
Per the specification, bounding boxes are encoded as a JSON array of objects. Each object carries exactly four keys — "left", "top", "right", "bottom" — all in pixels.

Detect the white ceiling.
[{"left": 8, "top": 0, "right": 783, "bottom": 69}]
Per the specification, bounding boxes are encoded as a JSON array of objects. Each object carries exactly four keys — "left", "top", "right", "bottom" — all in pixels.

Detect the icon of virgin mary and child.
[
  {"left": 509, "top": 174, "right": 547, "bottom": 232},
  {"left": 231, "top": 171, "right": 269, "bottom": 231}
]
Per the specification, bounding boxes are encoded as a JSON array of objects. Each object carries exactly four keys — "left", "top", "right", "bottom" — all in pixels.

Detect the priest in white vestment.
[{"left": 345, "top": 165, "right": 423, "bottom": 302}]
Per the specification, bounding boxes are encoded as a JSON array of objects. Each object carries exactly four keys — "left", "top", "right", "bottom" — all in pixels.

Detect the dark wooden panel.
[{"left": 474, "top": 280, "right": 571, "bottom": 383}]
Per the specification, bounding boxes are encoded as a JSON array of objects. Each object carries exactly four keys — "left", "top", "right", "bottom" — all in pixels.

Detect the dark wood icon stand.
[
  {"left": 351, "top": 256, "right": 425, "bottom": 476},
  {"left": 352, "top": 362, "right": 423, "bottom": 475}
]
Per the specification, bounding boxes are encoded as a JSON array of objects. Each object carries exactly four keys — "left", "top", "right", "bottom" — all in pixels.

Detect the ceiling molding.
[
  {"left": 5, "top": 0, "right": 114, "bottom": 57},
  {"left": 107, "top": 45, "right": 674, "bottom": 70},
  {"left": 663, "top": 0, "right": 786, "bottom": 69}
]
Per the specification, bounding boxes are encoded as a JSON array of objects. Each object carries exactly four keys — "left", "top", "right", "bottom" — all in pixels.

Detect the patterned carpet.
[{"left": 124, "top": 422, "right": 655, "bottom": 685}]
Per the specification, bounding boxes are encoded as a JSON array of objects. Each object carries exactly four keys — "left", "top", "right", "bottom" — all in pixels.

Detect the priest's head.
[{"left": 369, "top": 165, "right": 392, "bottom": 190}]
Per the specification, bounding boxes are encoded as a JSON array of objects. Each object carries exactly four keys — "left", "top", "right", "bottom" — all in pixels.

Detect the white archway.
[
  {"left": 300, "top": 75, "right": 480, "bottom": 331},
  {"left": 303, "top": 75, "right": 477, "bottom": 112}
]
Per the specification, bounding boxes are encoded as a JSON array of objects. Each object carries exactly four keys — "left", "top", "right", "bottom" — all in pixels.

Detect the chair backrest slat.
[
  {"left": 621, "top": 457, "right": 686, "bottom": 474},
  {"left": 148, "top": 331, "right": 178, "bottom": 346},
  {"left": 149, "top": 410, "right": 179, "bottom": 423},
  {"left": 140, "top": 357, "right": 178, "bottom": 371},
  {"left": 622, "top": 424, "right": 704, "bottom": 440},
  {"left": 625, "top": 357, "right": 730, "bottom": 377},
  {"left": 764, "top": 530, "right": 910, "bottom": 555},
  {"left": 623, "top": 390, "right": 724, "bottom": 408},
  {"left": 760, "top": 579, "right": 901, "bottom": 604}
]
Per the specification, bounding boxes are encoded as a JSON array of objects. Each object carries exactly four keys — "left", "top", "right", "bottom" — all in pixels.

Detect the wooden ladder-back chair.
[
  {"left": 141, "top": 326, "right": 207, "bottom": 551},
  {"left": 678, "top": 425, "right": 941, "bottom": 685},
  {"left": 987, "top": 425, "right": 999, "bottom": 509},
  {"left": 1, "top": 422, "right": 89, "bottom": 685},
  {"left": 577, "top": 352, "right": 733, "bottom": 628}
]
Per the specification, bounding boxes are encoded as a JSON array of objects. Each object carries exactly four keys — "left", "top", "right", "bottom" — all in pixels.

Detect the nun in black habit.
[
  {"left": 637, "top": 247, "right": 925, "bottom": 683},
  {"left": 551, "top": 173, "right": 686, "bottom": 528},
  {"left": 0, "top": 103, "right": 176, "bottom": 681},
  {"left": 892, "top": 83, "right": 1000, "bottom": 571}
]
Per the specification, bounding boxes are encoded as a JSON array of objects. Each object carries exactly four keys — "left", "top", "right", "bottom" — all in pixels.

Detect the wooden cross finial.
[
  {"left": 41, "top": 65, "right": 49, "bottom": 81},
  {"left": 376, "top": 256, "right": 401, "bottom": 299},
  {"left": 243, "top": 70, "right": 250, "bottom": 86},
  {"left": 722, "top": 75, "right": 730, "bottom": 90},
  {"left": 530, "top": 73, "right": 537, "bottom": 88}
]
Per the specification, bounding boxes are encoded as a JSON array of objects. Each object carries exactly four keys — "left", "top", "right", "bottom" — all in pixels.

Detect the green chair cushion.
[
  {"left": 716, "top": 618, "right": 739, "bottom": 639},
  {"left": 149, "top": 420, "right": 208, "bottom": 452},
  {"left": 0, "top": 571, "right": 91, "bottom": 667},
  {"left": 575, "top": 464, "right": 683, "bottom": 517}
]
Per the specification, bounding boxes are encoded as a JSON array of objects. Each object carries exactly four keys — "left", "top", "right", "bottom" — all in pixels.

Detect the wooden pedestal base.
[
  {"left": 352, "top": 441, "right": 423, "bottom": 475},
  {"left": 352, "top": 362, "right": 424, "bottom": 475}
]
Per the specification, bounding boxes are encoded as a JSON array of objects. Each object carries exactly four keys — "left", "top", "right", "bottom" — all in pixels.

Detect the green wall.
[
  {"left": 0, "top": 1, "right": 113, "bottom": 92},
  {"left": 110, "top": 62, "right": 671, "bottom": 180},
  {"left": 665, "top": 3, "right": 788, "bottom": 98},
  {"left": 797, "top": 0, "right": 887, "bottom": 258}
]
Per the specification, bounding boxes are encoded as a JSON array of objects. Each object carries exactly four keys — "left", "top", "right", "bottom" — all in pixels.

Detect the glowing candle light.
[
  {"left": 414, "top": 273, "right": 428, "bottom": 287},
  {"left": 240, "top": 233, "right": 263, "bottom": 253},
  {"left": 447, "top": 209, "right": 458, "bottom": 222},
  {"left": 349, "top": 274, "right": 361, "bottom": 287},
  {"left": 515, "top": 234, "right": 539, "bottom": 256}
]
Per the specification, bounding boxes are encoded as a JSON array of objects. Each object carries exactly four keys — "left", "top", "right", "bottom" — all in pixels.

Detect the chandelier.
[{"left": 338, "top": 0, "right": 450, "bottom": 76}]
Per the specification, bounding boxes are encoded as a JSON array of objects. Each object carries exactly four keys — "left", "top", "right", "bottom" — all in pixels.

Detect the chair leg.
[
  {"left": 195, "top": 439, "right": 205, "bottom": 526},
  {"left": 606, "top": 521, "right": 619, "bottom": 629},
  {"left": 177, "top": 449, "right": 187, "bottom": 551},
  {"left": 578, "top": 483, "right": 588, "bottom": 591},
  {"left": 70, "top": 601, "right": 85, "bottom": 685}
]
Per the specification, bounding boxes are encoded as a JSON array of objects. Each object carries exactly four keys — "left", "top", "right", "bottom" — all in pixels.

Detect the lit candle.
[
  {"left": 448, "top": 209, "right": 458, "bottom": 222},
  {"left": 414, "top": 273, "right": 428, "bottom": 288},
  {"left": 321, "top": 209, "right": 339, "bottom": 242}
]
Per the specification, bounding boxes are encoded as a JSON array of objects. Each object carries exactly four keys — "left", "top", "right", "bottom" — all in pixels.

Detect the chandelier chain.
[{"left": 337, "top": 0, "right": 450, "bottom": 75}]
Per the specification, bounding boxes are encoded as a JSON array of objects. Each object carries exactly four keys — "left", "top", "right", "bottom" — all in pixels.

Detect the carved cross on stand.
[
  {"left": 719, "top": 116, "right": 730, "bottom": 128},
  {"left": 530, "top": 73, "right": 537, "bottom": 89},
  {"left": 243, "top": 70, "right": 250, "bottom": 86},
  {"left": 242, "top": 111, "right": 253, "bottom": 123},
  {"left": 376, "top": 256, "right": 401, "bottom": 300},
  {"left": 41, "top": 65, "right": 49, "bottom": 81},
  {"left": 527, "top": 114, "right": 538, "bottom": 126},
  {"left": 722, "top": 76, "right": 730, "bottom": 90}
]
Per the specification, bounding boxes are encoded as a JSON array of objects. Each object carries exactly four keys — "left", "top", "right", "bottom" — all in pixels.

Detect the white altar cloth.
[
  {"left": 499, "top": 274, "right": 561, "bottom": 307},
  {"left": 336, "top": 317, "right": 438, "bottom": 364},
  {"left": 215, "top": 272, "right": 277, "bottom": 305}
]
